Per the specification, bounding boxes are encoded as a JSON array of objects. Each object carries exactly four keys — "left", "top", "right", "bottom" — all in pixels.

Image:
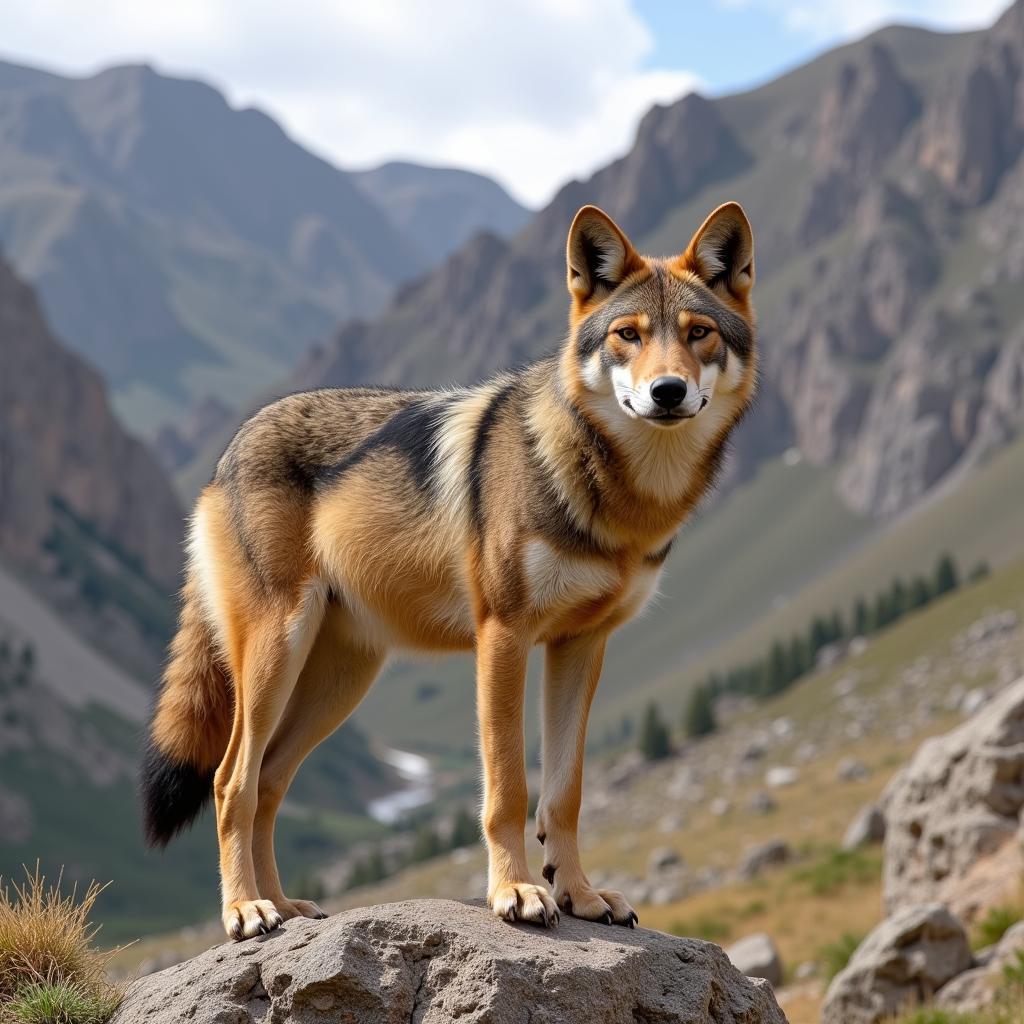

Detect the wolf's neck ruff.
[{"left": 143, "top": 201, "right": 757, "bottom": 941}]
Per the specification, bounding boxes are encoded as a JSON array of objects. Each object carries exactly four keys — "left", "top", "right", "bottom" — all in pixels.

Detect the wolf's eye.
[
  {"left": 616, "top": 326, "right": 640, "bottom": 342},
  {"left": 689, "top": 324, "right": 710, "bottom": 340}
]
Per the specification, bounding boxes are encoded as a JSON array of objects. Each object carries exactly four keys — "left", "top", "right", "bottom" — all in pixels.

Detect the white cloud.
[
  {"left": 719, "top": 0, "right": 1007, "bottom": 39},
  {"left": 0, "top": 0, "right": 700, "bottom": 206}
]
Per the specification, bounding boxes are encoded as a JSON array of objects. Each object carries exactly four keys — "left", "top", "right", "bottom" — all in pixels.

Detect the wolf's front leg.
[
  {"left": 536, "top": 632, "right": 637, "bottom": 927},
  {"left": 476, "top": 618, "right": 559, "bottom": 927}
]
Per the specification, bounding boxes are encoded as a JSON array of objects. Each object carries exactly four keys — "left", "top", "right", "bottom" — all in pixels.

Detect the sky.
[{"left": 0, "top": 0, "right": 1008, "bottom": 207}]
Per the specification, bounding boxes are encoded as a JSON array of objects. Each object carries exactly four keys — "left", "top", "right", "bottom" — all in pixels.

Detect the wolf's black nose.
[{"left": 650, "top": 376, "right": 687, "bottom": 409}]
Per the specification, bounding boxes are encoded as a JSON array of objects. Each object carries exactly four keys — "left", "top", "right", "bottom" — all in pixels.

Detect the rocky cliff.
[
  {"left": 0, "top": 255, "right": 183, "bottom": 592},
  {"left": 111, "top": 899, "right": 788, "bottom": 1024}
]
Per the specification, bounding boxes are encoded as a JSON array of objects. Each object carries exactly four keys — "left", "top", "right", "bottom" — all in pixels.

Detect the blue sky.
[{"left": 0, "top": 0, "right": 1008, "bottom": 205}]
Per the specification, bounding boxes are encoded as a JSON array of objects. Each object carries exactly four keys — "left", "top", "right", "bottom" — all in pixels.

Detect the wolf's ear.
[
  {"left": 567, "top": 206, "right": 643, "bottom": 304},
  {"left": 681, "top": 202, "right": 754, "bottom": 301}
]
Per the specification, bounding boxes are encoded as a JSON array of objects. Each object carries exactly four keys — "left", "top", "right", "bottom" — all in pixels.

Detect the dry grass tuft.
[{"left": 0, "top": 865, "right": 122, "bottom": 1023}]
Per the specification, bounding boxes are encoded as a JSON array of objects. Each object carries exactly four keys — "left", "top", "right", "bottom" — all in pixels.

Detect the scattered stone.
[
  {"left": 765, "top": 766, "right": 799, "bottom": 789},
  {"left": 836, "top": 757, "right": 870, "bottom": 782},
  {"left": 960, "top": 687, "right": 990, "bottom": 716},
  {"left": 648, "top": 847, "right": 683, "bottom": 873},
  {"left": 738, "top": 839, "right": 792, "bottom": 880},
  {"left": 794, "top": 960, "right": 818, "bottom": 981},
  {"left": 710, "top": 797, "right": 732, "bottom": 817},
  {"left": 821, "top": 903, "right": 972, "bottom": 1024},
  {"left": 727, "top": 933, "right": 783, "bottom": 987},
  {"left": 842, "top": 802, "right": 887, "bottom": 851},
  {"left": 748, "top": 790, "right": 778, "bottom": 815},
  {"left": 111, "top": 900, "right": 788, "bottom": 1024},
  {"left": 882, "top": 675, "right": 1024, "bottom": 915}
]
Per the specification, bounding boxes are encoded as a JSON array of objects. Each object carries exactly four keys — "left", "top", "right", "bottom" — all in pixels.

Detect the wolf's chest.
[{"left": 521, "top": 539, "right": 661, "bottom": 633}]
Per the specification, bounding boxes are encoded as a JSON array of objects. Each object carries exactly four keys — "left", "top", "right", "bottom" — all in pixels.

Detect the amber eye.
[
  {"left": 616, "top": 326, "right": 640, "bottom": 342},
  {"left": 689, "top": 324, "right": 711, "bottom": 340}
]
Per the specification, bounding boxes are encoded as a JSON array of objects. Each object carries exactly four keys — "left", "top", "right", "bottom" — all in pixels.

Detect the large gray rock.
[
  {"left": 881, "top": 676, "right": 1024, "bottom": 915},
  {"left": 936, "top": 920, "right": 1024, "bottom": 1012},
  {"left": 727, "top": 933, "right": 783, "bottom": 987},
  {"left": 112, "top": 899, "right": 788, "bottom": 1024},
  {"left": 821, "top": 903, "right": 972, "bottom": 1024}
]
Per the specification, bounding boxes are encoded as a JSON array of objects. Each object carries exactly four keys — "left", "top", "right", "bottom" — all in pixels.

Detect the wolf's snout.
[{"left": 650, "top": 376, "right": 687, "bottom": 410}]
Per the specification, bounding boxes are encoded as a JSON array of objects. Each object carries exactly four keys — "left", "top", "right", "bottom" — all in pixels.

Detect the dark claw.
[
  {"left": 542, "top": 863, "right": 556, "bottom": 884},
  {"left": 628, "top": 911, "right": 639, "bottom": 927},
  {"left": 230, "top": 920, "right": 244, "bottom": 941},
  {"left": 600, "top": 910, "right": 613, "bottom": 925},
  {"left": 551, "top": 909, "right": 560, "bottom": 926},
  {"left": 315, "top": 910, "right": 328, "bottom": 920},
  {"left": 256, "top": 921, "right": 269, "bottom": 936}
]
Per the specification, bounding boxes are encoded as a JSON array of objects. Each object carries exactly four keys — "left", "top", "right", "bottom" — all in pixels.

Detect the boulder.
[
  {"left": 738, "top": 839, "right": 792, "bottom": 880},
  {"left": 727, "top": 933, "right": 783, "bottom": 987},
  {"left": 881, "top": 676, "right": 1024, "bottom": 916},
  {"left": 112, "top": 899, "right": 788, "bottom": 1024},
  {"left": 842, "top": 803, "right": 887, "bottom": 851},
  {"left": 820, "top": 903, "right": 972, "bottom": 1024},
  {"left": 936, "top": 920, "right": 1024, "bottom": 1012}
]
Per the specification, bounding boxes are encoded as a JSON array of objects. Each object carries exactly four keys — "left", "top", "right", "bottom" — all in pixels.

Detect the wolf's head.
[{"left": 563, "top": 203, "right": 756, "bottom": 430}]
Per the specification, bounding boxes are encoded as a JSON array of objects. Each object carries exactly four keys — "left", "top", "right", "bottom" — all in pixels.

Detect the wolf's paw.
[
  {"left": 223, "top": 899, "right": 284, "bottom": 940},
  {"left": 288, "top": 898, "right": 328, "bottom": 920},
  {"left": 272, "top": 897, "right": 328, "bottom": 921},
  {"left": 552, "top": 881, "right": 638, "bottom": 927},
  {"left": 489, "top": 881, "right": 559, "bottom": 927}
]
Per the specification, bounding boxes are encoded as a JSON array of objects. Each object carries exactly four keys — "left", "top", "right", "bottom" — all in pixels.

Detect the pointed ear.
[
  {"left": 566, "top": 206, "right": 644, "bottom": 304},
  {"left": 682, "top": 202, "right": 754, "bottom": 301}
]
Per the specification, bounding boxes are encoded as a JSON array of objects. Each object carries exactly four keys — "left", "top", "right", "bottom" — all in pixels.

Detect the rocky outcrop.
[
  {"left": 881, "top": 675, "right": 1024, "bottom": 917},
  {"left": 801, "top": 43, "right": 920, "bottom": 242},
  {"left": 727, "top": 933, "right": 783, "bottom": 988},
  {"left": 820, "top": 904, "right": 972, "bottom": 1024},
  {"left": 111, "top": 900, "right": 789, "bottom": 1024},
  {"left": 0, "top": 256, "right": 183, "bottom": 589},
  {"left": 935, "top": 921, "right": 1024, "bottom": 1012},
  {"left": 917, "top": 0, "right": 1024, "bottom": 204}
]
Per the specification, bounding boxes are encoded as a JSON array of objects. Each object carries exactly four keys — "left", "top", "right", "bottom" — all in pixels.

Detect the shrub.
[
  {"left": 793, "top": 847, "right": 881, "bottom": 897},
  {"left": 682, "top": 686, "right": 717, "bottom": 739},
  {"left": 818, "top": 931, "right": 863, "bottom": 980},
  {"left": 974, "top": 905, "right": 1022, "bottom": 950},
  {"left": 0, "top": 867, "right": 120, "bottom": 1023},
  {"left": 638, "top": 703, "right": 671, "bottom": 761},
  {"left": 6, "top": 979, "right": 120, "bottom": 1024}
]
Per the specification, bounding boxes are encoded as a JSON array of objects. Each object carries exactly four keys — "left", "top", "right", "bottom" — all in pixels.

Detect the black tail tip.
[{"left": 140, "top": 743, "right": 214, "bottom": 848}]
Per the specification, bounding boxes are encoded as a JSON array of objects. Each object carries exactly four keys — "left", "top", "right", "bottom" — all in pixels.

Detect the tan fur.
[{"left": 145, "top": 203, "right": 758, "bottom": 938}]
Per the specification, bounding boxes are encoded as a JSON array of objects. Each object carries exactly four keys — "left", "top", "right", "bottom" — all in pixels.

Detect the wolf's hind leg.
[
  {"left": 215, "top": 584, "right": 326, "bottom": 940},
  {"left": 536, "top": 631, "right": 637, "bottom": 927},
  {"left": 252, "top": 606, "right": 384, "bottom": 920}
]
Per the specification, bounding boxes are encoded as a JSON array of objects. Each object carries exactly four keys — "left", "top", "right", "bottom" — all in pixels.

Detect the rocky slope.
[
  {"left": 0, "top": 254, "right": 183, "bottom": 595},
  {"left": 352, "top": 160, "right": 530, "bottom": 263},
  {"left": 0, "top": 60, "right": 525, "bottom": 436},
  {"left": 111, "top": 899, "right": 788, "bottom": 1024},
  {"left": 290, "top": 3, "right": 1024, "bottom": 521}
]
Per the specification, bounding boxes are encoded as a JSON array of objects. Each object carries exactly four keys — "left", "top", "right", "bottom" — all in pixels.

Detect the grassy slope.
[{"left": 610, "top": 429, "right": 1024, "bottom": 729}]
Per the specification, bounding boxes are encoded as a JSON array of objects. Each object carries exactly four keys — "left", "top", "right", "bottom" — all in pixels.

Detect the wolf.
[{"left": 141, "top": 202, "right": 757, "bottom": 939}]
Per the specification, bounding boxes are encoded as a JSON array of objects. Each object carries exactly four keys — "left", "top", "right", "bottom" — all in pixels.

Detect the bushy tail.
[{"left": 141, "top": 577, "right": 233, "bottom": 847}]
